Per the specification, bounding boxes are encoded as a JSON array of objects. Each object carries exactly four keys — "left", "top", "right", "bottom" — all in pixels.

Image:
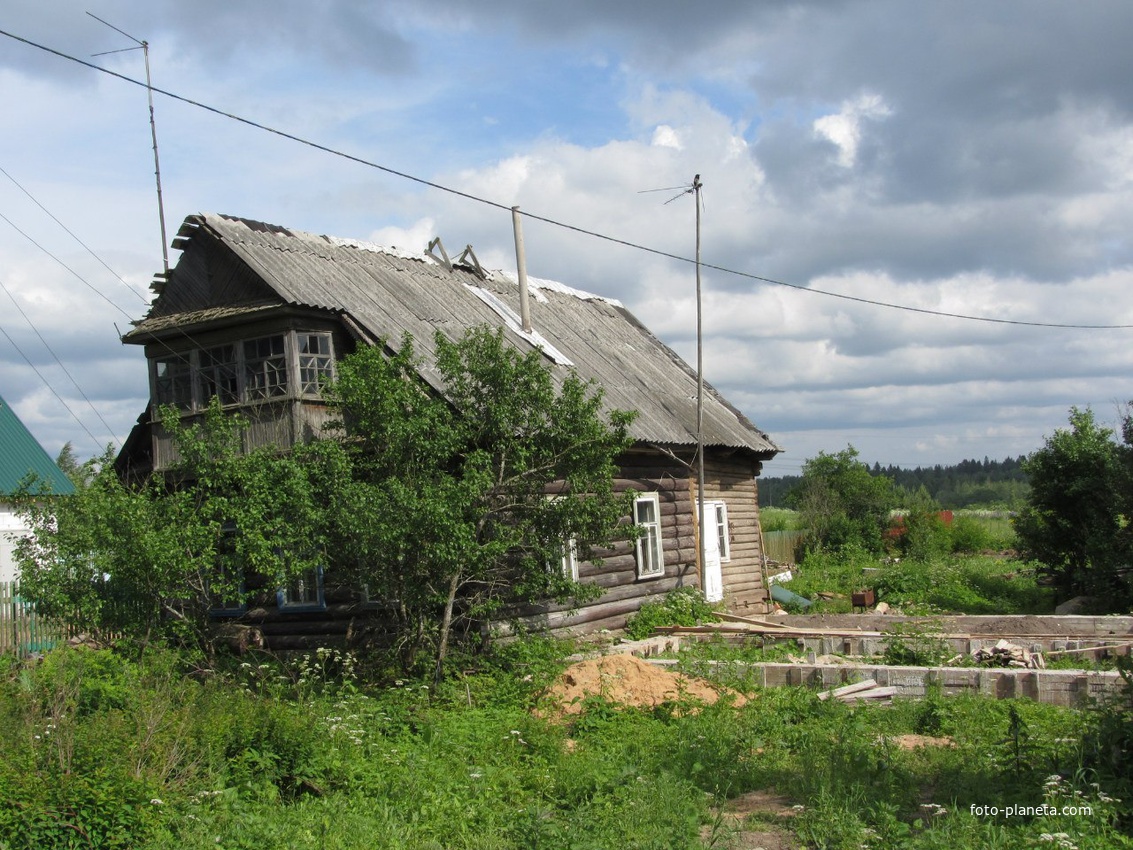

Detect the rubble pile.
[{"left": 971, "top": 639, "right": 1045, "bottom": 669}]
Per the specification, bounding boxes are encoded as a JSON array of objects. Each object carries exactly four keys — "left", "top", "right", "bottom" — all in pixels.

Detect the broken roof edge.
[
  {"left": 487, "top": 269, "right": 624, "bottom": 307},
  {"left": 184, "top": 214, "right": 624, "bottom": 307}
]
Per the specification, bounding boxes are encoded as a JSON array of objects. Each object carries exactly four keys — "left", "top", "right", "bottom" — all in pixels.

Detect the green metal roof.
[{"left": 0, "top": 394, "right": 75, "bottom": 496}]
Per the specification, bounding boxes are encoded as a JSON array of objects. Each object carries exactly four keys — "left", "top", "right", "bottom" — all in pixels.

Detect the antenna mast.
[
  {"left": 88, "top": 12, "right": 170, "bottom": 275},
  {"left": 693, "top": 174, "right": 705, "bottom": 591},
  {"left": 640, "top": 175, "right": 708, "bottom": 588}
]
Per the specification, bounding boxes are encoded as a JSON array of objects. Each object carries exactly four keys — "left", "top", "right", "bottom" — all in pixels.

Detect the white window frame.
[
  {"left": 633, "top": 493, "right": 665, "bottom": 579},
  {"left": 558, "top": 537, "right": 579, "bottom": 581},
  {"left": 714, "top": 501, "right": 731, "bottom": 563}
]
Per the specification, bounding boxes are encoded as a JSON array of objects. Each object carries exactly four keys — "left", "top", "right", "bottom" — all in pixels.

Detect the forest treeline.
[{"left": 759, "top": 455, "right": 1029, "bottom": 511}]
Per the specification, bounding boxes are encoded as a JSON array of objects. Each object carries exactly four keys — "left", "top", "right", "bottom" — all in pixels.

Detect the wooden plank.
[
  {"left": 840, "top": 686, "right": 898, "bottom": 701},
  {"left": 817, "top": 679, "right": 879, "bottom": 701}
]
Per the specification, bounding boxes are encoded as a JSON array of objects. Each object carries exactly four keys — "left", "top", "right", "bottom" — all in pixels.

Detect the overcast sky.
[{"left": 2, "top": 1, "right": 1133, "bottom": 477}]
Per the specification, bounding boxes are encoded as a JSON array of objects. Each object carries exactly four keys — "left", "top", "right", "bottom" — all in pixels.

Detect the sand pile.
[{"left": 541, "top": 653, "right": 747, "bottom": 716}]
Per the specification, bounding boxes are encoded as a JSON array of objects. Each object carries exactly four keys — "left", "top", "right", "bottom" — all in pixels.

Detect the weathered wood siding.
[
  {"left": 693, "top": 452, "right": 771, "bottom": 614},
  {"left": 225, "top": 448, "right": 773, "bottom": 649}
]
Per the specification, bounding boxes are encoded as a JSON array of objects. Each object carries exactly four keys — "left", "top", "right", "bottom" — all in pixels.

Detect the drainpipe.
[{"left": 511, "top": 206, "right": 533, "bottom": 333}]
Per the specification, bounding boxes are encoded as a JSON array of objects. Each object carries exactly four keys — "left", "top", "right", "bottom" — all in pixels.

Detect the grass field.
[{"left": 1, "top": 639, "right": 1130, "bottom": 849}]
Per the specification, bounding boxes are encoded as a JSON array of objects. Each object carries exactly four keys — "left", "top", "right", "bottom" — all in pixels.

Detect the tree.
[
  {"left": 323, "top": 327, "right": 636, "bottom": 678},
  {"left": 1014, "top": 407, "right": 1129, "bottom": 602},
  {"left": 20, "top": 326, "right": 635, "bottom": 674},
  {"left": 16, "top": 401, "right": 338, "bottom": 652},
  {"left": 787, "top": 446, "right": 896, "bottom": 555}
]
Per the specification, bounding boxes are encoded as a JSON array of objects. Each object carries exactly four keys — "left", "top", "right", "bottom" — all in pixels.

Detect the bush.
[
  {"left": 624, "top": 587, "right": 717, "bottom": 640},
  {"left": 948, "top": 515, "right": 992, "bottom": 553}
]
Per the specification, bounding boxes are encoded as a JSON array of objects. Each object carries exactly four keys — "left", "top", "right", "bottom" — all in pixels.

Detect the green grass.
[
  {"left": 2, "top": 638, "right": 1131, "bottom": 849},
  {"left": 779, "top": 548, "right": 1055, "bottom": 615}
]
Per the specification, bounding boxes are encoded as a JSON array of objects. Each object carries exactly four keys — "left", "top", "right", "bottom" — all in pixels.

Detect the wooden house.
[{"left": 119, "top": 213, "right": 781, "bottom": 647}]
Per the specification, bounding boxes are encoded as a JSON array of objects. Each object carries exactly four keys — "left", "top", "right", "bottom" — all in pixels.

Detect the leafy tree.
[
  {"left": 324, "top": 327, "right": 636, "bottom": 678},
  {"left": 16, "top": 401, "right": 337, "bottom": 652},
  {"left": 17, "top": 326, "right": 635, "bottom": 674},
  {"left": 1014, "top": 407, "right": 1129, "bottom": 603},
  {"left": 786, "top": 446, "right": 896, "bottom": 555},
  {"left": 54, "top": 441, "right": 89, "bottom": 487}
]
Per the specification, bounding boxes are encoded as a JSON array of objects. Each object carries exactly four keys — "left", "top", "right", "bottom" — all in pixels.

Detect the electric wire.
[
  {"left": 0, "top": 165, "right": 148, "bottom": 305},
  {"left": 0, "top": 210, "right": 137, "bottom": 320},
  {"left": 0, "top": 277, "right": 120, "bottom": 446},
  {"left": 2, "top": 27, "right": 1130, "bottom": 331},
  {"left": 0, "top": 180, "right": 221, "bottom": 449},
  {"left": 0, "top": 319, "right": 106, "bottom": 453}
]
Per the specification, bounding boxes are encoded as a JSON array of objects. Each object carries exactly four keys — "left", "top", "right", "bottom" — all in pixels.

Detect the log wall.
[
  {"left": 692, "top": 453, "right": 771, "bottom": 614},
  {"left": 214, "top": 447, "right": 773, "bottom": 649}
]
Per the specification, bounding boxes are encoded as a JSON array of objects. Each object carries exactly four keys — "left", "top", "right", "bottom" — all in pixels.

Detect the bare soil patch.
[
  {"left": 889, "top": 734, "right": 956, "bottom": 750},
  {"left": 540, "top": 653, "right": 747, "bottom": 716},
  {"left": 705, "top": 790, "right": 802, "bottom": 850}
]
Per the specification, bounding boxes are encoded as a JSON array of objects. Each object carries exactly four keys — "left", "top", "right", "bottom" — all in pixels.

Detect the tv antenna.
[
  {"left": 88, "top": 12, "right": 170, "bottom": 276},
  {"left": 642, "top": 175, "right": 708, "bottom": 589}
]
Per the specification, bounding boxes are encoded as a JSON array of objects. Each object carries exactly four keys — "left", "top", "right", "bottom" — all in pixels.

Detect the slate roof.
[
  {"left": 0, "top": 395, "right": 75, "bottom": 496},
  {"left": 126, "top": 213, "right": 780, "bottom": 460}
]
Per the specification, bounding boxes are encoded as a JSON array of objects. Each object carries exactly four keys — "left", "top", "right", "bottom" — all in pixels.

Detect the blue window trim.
[
  {"left": 276, "top": 565, "right": 326, "bottom": 612},
  {"left": 209, "top": 594, "right": 247, "bottom": 618}
]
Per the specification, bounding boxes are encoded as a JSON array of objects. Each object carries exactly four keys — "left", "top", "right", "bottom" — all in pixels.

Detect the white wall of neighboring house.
[{"left": 0, "top": 503, "right": 27, "bottom": 583}]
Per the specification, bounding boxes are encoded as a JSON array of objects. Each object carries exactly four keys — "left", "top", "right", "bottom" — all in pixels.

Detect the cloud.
[
  {"left": 813, "top": 93, "right": 892, "bottom": 168},
  {"left": 2, "top": 0, "right": 1133, "bottom": 472}
]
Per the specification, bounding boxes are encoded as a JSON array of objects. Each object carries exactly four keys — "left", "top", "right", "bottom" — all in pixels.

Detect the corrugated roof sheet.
[
  {"left": 0, "top": 395, "right": 75, "bottom": 496},
  {"left": 132, "top": 213, "right": 781, "bottom": 459}
]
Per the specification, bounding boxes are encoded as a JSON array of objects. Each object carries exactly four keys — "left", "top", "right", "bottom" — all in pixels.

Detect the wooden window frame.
[
  {"left": 714, "top": 501, "right": 731, "bottom": 563},
  {"left": 559, "top": 537, "right": 579, "bottom": 581},
  {"left": 151, "top": 330, "right": 336, "bottom": 413},
  {"left": 633, "top": 493, "right": 665, "bottom": 579}
]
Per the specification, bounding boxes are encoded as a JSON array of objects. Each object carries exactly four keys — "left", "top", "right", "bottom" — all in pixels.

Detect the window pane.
[
  {"left": 280, "top": 566, "right": 323, "bottom": 608},
  {"left": 298, "top": 334, "right": 334, "bottom": 395},
  {"left": 634, "top": 499, "right": 656, "bottom": 524},
  {"left": 715, "top": 504, "right": 729, "bottom": 558},
  {"left": 199, "top": 344, "right": 238, "bottom": 405},
  {"left": 244, "top": 335, "right": 288, "bottom": 399},
  {"left": 154, "top": 355, "right": 193, "bottom": 410}
]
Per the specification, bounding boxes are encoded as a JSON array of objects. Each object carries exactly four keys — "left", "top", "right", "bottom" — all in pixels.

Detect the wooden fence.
[
  {"left": 0, "top": 581, "right": 68, "bottom": 657},
  {"left": 763, "top": 530, "right": 804, "bottom": 565}
]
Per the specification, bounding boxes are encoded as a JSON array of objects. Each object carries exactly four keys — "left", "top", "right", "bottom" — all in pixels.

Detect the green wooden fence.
[{"left": 0, "top": 581, "right": 68, "bottom": 657}]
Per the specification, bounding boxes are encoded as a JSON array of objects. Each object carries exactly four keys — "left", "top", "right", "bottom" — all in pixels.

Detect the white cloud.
[
  {"left": 650, "top": 124, "right": 683, "bottom": 150},
  {"left": 813, "top": 92, "right": 892, "bottom": 167}
]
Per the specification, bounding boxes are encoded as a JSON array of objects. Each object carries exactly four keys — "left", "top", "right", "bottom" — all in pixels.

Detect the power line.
[
  {"left": 3, "top": 27, "right": 1132, "bottom": 331},
  {"left": 0, "top": 277, "right": 120, "bottom": 446},
  {"left": 0, "top": 210, "right": 137, "bottom": 320},
  {"left": 0, "top": 165, "right": 148, "bottom": 304},
  {"left": 0, "top": 319, "right": 106, "bottom": 453}
]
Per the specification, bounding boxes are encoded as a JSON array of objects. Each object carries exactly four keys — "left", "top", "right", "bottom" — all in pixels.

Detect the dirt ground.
[
  {"left": 540, "top": 653, "right": 747, "bottom": 715},
  {"left": 706, "top": 790, "right": 802, "bottom": 850}
]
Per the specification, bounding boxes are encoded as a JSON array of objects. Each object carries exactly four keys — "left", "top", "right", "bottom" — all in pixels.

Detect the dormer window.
[
  {"left": 151, "top": 330, "right": 335, "bottom": 412},
  {"left": 154, "top": 355, "right": 193, "bottom": 410}
]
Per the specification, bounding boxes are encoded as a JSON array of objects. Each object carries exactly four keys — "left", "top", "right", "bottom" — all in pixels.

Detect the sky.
[{"left": 2, "top": 1, "right": 1133, "bottom": 478}]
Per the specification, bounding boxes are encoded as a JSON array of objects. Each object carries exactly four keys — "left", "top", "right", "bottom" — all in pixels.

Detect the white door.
[{"left": 699, "top": 499, "right": 724, "bottom": 602}]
